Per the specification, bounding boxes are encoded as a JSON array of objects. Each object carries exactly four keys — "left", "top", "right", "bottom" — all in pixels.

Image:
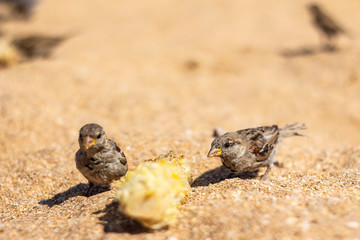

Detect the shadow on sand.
[
  {"left": 280, "top": 45, "right": 338, "bottom": 58},
  {"left": 94, "top": 201, "right": 151, "bottom": 234},
  {"left": 191, "top": 165, "right": 258, "bottom": 187},
  {"left": 38, "top": 183, "right": 110, "bottom": 207}
]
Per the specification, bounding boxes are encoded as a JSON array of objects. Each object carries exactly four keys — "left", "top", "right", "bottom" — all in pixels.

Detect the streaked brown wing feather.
[
  {"left": 109, "top": 139, "right": 127, "bottom": 164},
  {"left": 255, "top": 130, "right": 279, "bottom": 161}
]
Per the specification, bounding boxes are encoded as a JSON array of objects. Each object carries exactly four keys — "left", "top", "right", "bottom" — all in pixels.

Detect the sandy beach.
[{"left": 1, "top": 0, "right": 360, "bottom": 239}]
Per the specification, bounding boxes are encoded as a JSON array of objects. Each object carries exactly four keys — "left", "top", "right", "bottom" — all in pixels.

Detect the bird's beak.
[
  {"left": 83, "top": 136, "right": 96, "bottom": 150},
  {"left": 207, "top": 147, "right": 222, "bottom": 157}
]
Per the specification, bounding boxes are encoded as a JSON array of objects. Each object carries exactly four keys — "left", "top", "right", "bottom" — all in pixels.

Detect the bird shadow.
[
  {"left": 280, "top": 45, "right": 339, "bottom": 58},
  {"left": 191, "top": 165, "right": 258, "bottom": 187},
  {"left": 94, "top": 201, "right": 151, "bottom": 234},
  {"left": 38, "top": 183, "right": 110, "bottom": 207}
]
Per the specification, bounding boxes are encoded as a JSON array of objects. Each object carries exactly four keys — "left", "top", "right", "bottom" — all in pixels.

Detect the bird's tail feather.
[{"left": 279, "top": 123, "right": 306, "bottom": 138}]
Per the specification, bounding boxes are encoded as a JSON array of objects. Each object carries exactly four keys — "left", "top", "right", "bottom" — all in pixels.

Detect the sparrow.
[
  {"left": 207, "top": 123, "right": 306, "bottom": 180},
  {"left": 11, "top": 34, "right": 68, "bottom": 59},
  {"left": 308, "top": 3, "right": 346, "bottom": 48},
  {"left": 75, "top": 123, "right": 128, "bottom": 196},
  {"left": 0, "top": 0, "right": 39, "bottom": 18}
]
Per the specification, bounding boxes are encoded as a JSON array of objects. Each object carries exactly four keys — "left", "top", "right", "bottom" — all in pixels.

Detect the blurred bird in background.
[
  {"left": 0, "top": 0, "right": 39, "bottom": 19},
  {"left": 308, "top": 3, "right": 348, "bottom": 50}
]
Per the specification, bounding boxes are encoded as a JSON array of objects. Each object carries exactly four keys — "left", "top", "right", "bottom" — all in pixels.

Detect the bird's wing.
[
  {"left": 242, "top": 126, "right": 279, "bottom": 162},
  {"left": 259, "top": 125, "right": 279, "bottom": 136},
  {"left": 109, "top": 139, "right": 127, "bottom": 164},
  {"left": 321, "top": 14, "right": 345, "bottom": 33},
  {"left": 237, "top": 125, "right": 278, "bottom": 142},
  {"left": 254, "top": 130, "right": 279, "bottom": 161}
]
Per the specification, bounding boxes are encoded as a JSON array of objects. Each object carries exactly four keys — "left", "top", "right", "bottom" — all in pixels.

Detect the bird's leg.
[
  {"left": 319, "top": 33, "right": 327, "bottom": 49},
  {"left": 324, "top": 36, "right": 336, "bottom": 51},
  {"left": 260, "top": 165, "right": 272, "bottom": 180},
  {"left": 226, "top": 172, "right": 236, "bottom": 179},
  {"left": 86, "top": 182, "right": 94, "bottom": 197}
]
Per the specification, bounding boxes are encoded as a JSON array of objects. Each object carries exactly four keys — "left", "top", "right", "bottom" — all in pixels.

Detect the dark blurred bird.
[
  {"left": 11, "top": 34, "right": 68, "bottom": 59},
  {"left": 75, "top": 123, "right": 128, "bottom": 196},
  {"left": 208, "top": 123, "right": 306, "bottom": 180},
  {"left": 0, "top": 0, "right": 39, "bottom": 18},
  {"left": 308, "top": 3, "right": 347, "bottom": 48}
]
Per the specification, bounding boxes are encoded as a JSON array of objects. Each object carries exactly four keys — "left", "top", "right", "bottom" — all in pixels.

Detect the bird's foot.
[{"left": 260, "top": 166, "right": 272, "bottom": 180}]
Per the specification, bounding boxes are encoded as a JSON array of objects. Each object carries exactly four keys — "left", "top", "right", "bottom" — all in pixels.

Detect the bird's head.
[
  {"left": 78, "top": 123, "right": 107, "bottom": 153},
  {"left": 308, "top": 4, "right": 321, "bottom": 14},
  {"left": 207, "top": 132, "right": 246, "bottom": 160}
]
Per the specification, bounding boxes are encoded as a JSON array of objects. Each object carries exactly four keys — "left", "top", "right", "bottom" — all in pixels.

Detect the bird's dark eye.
[
  {"left": 96, "top": 133, "right": 102, "bottom": 139},
  {"left": 224, "top": 141, "right": 233, "bottom": 148}
]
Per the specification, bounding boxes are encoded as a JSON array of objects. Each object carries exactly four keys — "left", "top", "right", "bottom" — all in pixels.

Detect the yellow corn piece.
[
  {"left": 0, "top": 41, "right": 20, "bottom": 68},
  {"left": 115, "top": 151, "right": 192, "bottom": 229}
]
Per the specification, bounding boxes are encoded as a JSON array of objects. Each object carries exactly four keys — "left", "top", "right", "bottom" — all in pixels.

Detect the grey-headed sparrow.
[
  {"left": 75, "top": 123, "right": 128, "bottom": 196},
  {"left": 208, "top": 123, "right": 306, "bottom": 180}
]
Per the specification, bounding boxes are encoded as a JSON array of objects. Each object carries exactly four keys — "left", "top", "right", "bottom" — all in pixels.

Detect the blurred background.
[{"left": 1, "top": 0, "right": 359, "bottom": 156}]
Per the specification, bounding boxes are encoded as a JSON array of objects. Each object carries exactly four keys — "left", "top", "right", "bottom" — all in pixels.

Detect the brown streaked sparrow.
[
  {"left": 208, "top": 123, "right": 306, "bottom": 180},
  {"left": 75, "top": 123, "right": 128, "bottom": 196}
]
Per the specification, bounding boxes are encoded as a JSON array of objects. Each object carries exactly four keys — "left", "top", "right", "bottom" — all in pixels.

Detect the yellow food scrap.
[
  {"left": 0, "top": 41, "right": 20, "bottom": 68},
  {"left": 115, "top": 151, "right": 192, "bottom": 229}
]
